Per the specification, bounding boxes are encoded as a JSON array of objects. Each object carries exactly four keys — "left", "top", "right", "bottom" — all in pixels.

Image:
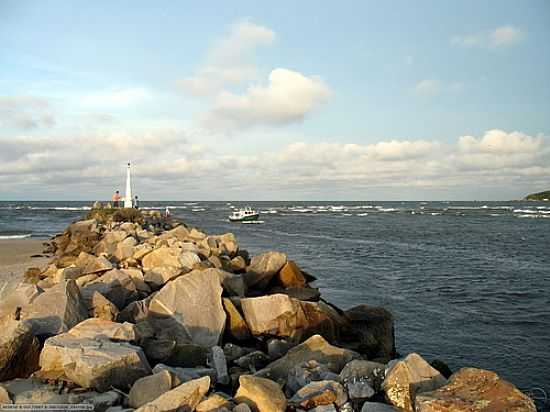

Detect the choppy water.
[{"left": 1, "top": 200, "right": 549, "bottom": 405}]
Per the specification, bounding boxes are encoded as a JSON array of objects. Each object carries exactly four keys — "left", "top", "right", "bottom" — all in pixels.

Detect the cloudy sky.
[{"left": 1, "top": 1, "right": 549, "bottom": 200}]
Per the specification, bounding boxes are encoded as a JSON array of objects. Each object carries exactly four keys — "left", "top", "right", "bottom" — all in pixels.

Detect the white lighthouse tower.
[{"left": 123, "top": 162, "right": 133, "bottom": 208}]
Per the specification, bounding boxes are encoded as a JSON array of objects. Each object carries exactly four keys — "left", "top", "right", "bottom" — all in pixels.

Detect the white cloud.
[
  {"left": 414, "top": 80, "right": 463, "bottom": 97},
  {"left": 178, "top": 20, "right": 275, "bottom": 97},
  {"left": 458, "top": 129, "right": 543, "bottom": 154},
  {"left": 0, "top": 96, "right": 55, "bottom": 130},
  {"left": 201, "top": 68, "right": 331, "bottom": 130},
  {"left": 452, "top": 26, "right": 524, "bottom": 49},
  {"left": 81, "top": 88, "right": 150, "bottom": 107},
  {"left": 415, "top": 80, "right": 442, "bottom": 97},
  {"left": 1, "top": 129, "right": 547, "bottom": 199}
]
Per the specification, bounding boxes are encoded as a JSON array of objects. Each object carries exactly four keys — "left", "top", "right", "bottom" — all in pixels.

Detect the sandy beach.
[{"left": 0, "top": 239, "right": 50, "bottom": 295}]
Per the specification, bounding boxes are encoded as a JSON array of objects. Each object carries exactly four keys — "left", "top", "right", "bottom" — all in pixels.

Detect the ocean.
[{"left": 1, "top": 200, "right": 549, "bottom": 405}]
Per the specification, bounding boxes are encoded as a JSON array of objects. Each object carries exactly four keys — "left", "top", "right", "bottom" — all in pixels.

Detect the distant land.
[{"left": 525, "top": 190, "right": 550, "bottom": 201}]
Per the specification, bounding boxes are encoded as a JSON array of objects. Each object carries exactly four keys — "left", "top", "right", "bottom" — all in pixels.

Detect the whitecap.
[{"left": 0, "top": 234, "right": 32, "bottom": 239}]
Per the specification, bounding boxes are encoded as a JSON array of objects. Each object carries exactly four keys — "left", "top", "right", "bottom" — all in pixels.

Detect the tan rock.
[
  {"left": 90, "top": 291, "right": 119, "bottom": 321},
  {"left": 75, "top": 274, "right": 98, "bottom": 287},
  {"left": 257, "top": 335, "right": 359, "bottom": 382},
  {"left": 120, "top": 268, "right": 151, "bottom": 293},
  {"left": 241, "top": 294, "right": 336, "bottom": 342},
  {"left": 415, "top": 367, "right": 536, "bottom": 412},
  {"left": 114, "top": 236, "right": 137, "bottom": 261},
  {"left": 93, "top": 230, "right": 128, "bottom": 256},
  {"left": 39, "top": 322, "right": 150, "bottom": 391},
  {"left": 196, "top": 393, "right": 233, "bottom": 412},
  {"left": 231, "top": 256, "right": 247, "bottom": 272},
  {"left": 144, "top": 265, "right": 184, "bottom": 288},
  {"left": 241, "top": 294, "right": 306, "bottom": 339},
  {"left": 56, "top": 219, "right": 99, "bottom": 256},
  {"left": 149, "top": 269, "right": 226, "bottom": 347},
  {"left": 244, "top": 251, "right": 287, "bottom": 290},
  {"left": 53, "top": 266, "right": 83, "bottom": 283},
  {"left": 142, "top": 246, "right": 199, "bottom": 270},
  {"left": 22, "top": 279, "right": 88, "bottom": 336},
  {"left": 0, "top": 314, "right": 41, "bottom": 380},
  {"left": 0, "top": 283, "right": 41, "bottom": 319},
  {"left": 68, "top": 318, "right": 136, "bottom": 341},
  {"left": 290, "top": 380, "right": 347, "bottom": 409},
  {"left": 75, "top": 251, "right": 113, "bottom": 274},
  {"left": 223, "top": 298, "right": 251, "bottom": 341},
  {"left": 277, "top": 261, "right": 307, "bottom": 288},
  {"left": 81, "top": 269, "right": 138, "bottom": 309},
  {"left": 235, "top": 375, "right": 287, "bottom": 412},
  {"left": 0, "top": 385, "right": 11, "bottom": 403},
  {"left": 382, "top": 353, "right": 446, "bottom": 412},
  {"left": 135, "top": 376, "right": 210, "bottom": 412},
  {"left": 132, "top": 243, "right": 153, "bottom": 261},
  {"left": 129, "top": 369, "right": 173, "bottom": 408}
]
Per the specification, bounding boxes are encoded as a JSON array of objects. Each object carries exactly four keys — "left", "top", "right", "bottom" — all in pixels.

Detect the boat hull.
[{"left": 228, "top": 213, "right": 260, "bottom": 222}]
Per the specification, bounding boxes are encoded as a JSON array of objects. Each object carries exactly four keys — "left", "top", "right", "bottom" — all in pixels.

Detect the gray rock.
[
  {"left": 340, "top": 359, "right": 385, "bottom": 393},
  {"left": 361, "top": 402, "right": 399, "bottom": 412},
  {"left": 149, "top": 269, "right": 226, "bottom": 347},
  {"left": 129, "top": 369, "right": 173, "bottom": 408},
  {"left": 267, "top": 338, "right": 293, "bottom": 360},
  {"left": 346, "top": 380, "right": 375, "bottom": 399},
  {"left": 22, "top": 279, "right": 88, "bottom": 336},
  {"left": 68, "top": 390, "right": 121, "bottom": 412},
  {"left": 256, "top": 335, "right": 359, "bottom": 382},
  {"left": 0, "top": 379, "right": 71, "bottom": 404},
  {"left": 235, "top": 351, "right": 270, "bottom": 373},
  {"left": 286, "top": 360, "right": 340, "bottom": 395},
  {"left": 117, "top": 293, "right": 156, "bottom": 323},
  {"left": 344, "top": 305, "right": 396, "bottom": 361},
  {"left": 215, "top": 269, "right": 247, "bottom": 297},
  {"left": 243, "top": 251, "right": 287, "bottom": 290},
  {"left": 210, "top": 346, "right": 229, "bottom": 385},
  {"left": 310, "top": 405, "right": 337, "bottom": 412},
  {"left": 233, "top": 404, "right": 252, "bottom": 412}
]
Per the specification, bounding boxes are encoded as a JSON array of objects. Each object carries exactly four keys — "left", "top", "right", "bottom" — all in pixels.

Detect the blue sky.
[{"left": 1, "top": 1, "right": 549, "bottom": 200}]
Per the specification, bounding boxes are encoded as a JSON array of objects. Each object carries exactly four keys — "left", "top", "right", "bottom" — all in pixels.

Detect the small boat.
[{"left": 228, "top": 207, "right": 260, "bottom": 222}]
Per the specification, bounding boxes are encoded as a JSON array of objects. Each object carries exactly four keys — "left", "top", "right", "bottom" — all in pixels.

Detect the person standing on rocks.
[
  {"left": 112, "top": 190, "right": 121, "bottom": 208},
  {"left": 133, "top": 195, "right": 139, "bottom": 209}
]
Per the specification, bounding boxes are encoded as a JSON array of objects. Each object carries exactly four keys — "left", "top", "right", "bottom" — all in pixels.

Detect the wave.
[{"left": 0, "top": 233, "right": 32, "bottom": 239}]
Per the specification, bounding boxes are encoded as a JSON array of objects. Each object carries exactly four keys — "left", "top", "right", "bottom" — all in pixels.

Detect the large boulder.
[
  {"left": 382, "top": 353, "right": 447, "bottom": 412},
  {"left": 241, "top": 294, "right": 337, "bottom": 342},
  {"left": 128, "top": 369, "right": 174, "bottom": 408},
  {"left": 0, "top": 314, "right": 41, "bottom": 380},
  {"left": 22, "top": 279, "right": 88, "bottom": 336},
  {"left": 149, "top": 269, "right": 226, "bottom": 347},
  {"left": 343, "top": 305, "right": 396, "bottom": 361},
  {"left": 277, "top": 260, "right": 307, "bottom": 288},
  {"left": 113, "top": 236, "right": 137, "bottom": 261},
  {"left": 243, "top": 251, "right": 287, "bottom": 290},
  {"left": 339, "top": 359, "right": 385, "bottom": 396},
  {"left": 235, "top": 375, "right": 287, "bottom": 412},
  {"left": 81, "top": 269, "right": 138, "bottom": 309},
  {"left": 256, "top": 335, "right": 359, "bottom": 382},
  {"left": 415, "top": 367, "right": 536, "bottom": 412},
  {"left": 141, "top": 246, "right": 199, "bottom": 270},
  {"left": 93, "top": 230, "right": 128, "bottom": 256},
  {"left": 143, "top": 265, "right": 184, "bottom": 288},
  {"left": 38, "top": 320, "right": 150, "bottom": 391},
  {"left": 0, "top": 283, "right": 41, "bottom": 319},
  {"left": 75, "top": 252, "right": 113, "bottom": 275},
  {"left": 89, "top": 291, "right": 119, "bottom": 321},
  {"left": 222, "top": 298, "right": 251, "bottom": 341},
  {"left": 135, "top": 376, "right": 210, "bottom": 412},
  {"left": 55, "top": 219, "right": 99, "bottom": 256}
]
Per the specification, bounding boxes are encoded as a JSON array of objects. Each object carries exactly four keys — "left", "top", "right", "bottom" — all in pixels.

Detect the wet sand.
[{"left": 0, "top": 239, "right": 50, "bottom": 295}]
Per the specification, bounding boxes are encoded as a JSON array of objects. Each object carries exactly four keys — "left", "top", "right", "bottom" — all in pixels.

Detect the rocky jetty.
[{"left": 0, "top": 209, "right": 536, "bottom": 411}]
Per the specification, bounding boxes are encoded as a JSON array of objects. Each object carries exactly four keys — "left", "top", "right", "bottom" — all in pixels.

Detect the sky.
[{"left": 1, "top": 0, "right": 549, "bottom": 201}]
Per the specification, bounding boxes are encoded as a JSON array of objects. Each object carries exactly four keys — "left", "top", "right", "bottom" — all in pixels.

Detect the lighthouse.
[{"left": 124, "top": 162, "right": 133, "bottom": 208}]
